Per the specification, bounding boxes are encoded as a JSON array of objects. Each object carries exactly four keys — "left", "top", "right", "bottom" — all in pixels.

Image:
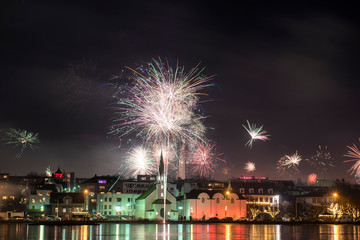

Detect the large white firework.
[{"left": 126, "top": 146, "right": 156, "bottom": 176}]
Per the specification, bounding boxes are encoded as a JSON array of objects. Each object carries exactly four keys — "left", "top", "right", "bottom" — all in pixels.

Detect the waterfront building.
[
  {"left": 97, "top": 192, "right": 140, "bottom": 219},
  {"left": 50, "top": 192, "right": 84, "bottom": 219},
  {"left": 27, "top": 184, "right": 57, "bottom": 217},
  {"left": 178, "top": 189, "right": 247, "bottom": 220},
  {"left": 230, "top": 178, "right": 282, "bottom": 214}
]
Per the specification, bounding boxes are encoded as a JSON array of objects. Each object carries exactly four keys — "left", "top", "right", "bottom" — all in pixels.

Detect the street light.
[
  {"left": 225, "top": 191, "right": 230, "bottom": 218},
  {"left": 84, "top": 189, "right": 89, "bottom": 212}
]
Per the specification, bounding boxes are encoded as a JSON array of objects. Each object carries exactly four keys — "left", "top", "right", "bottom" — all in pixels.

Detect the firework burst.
[
  {"left": 126, "top": 146, "right": 156, "bottom": 176},
  {"left": 189, "top": 141, "right": 224, "bottom": 178},
  {"left": 307, "top": 146, "right": 335, "bottom": 174},
  {"left": 344, "top": 138, "right": 360, "bottom": 176},
  {"left": 45, "top": 166, "right": 52, "bottom": 177},
  {"left": 111, "top": 58, "right": 213, "bottom": 148},
  {"left": 2, "top": 128, "right": 40, "bottom": 158},
  {"left": 276, "top": 151, "right": 302, "bottom": 176},
  {"left": 242, "top": 120, "right": 270, "bottom": 148},
  {"left": 307, "top": 173, "right": 317, "bottom": 184},
  {"left": 244, "top": 161, "right": 256, "bottom": 172}
]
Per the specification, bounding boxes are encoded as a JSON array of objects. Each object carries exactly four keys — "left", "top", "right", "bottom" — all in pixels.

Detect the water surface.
[{"left": 0, "top": 223, "right": 359, "bottom": 240}]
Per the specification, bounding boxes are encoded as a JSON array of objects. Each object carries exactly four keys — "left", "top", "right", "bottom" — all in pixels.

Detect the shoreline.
[{"left": 1, "top": 220, "right": 359, "bottom": 225}]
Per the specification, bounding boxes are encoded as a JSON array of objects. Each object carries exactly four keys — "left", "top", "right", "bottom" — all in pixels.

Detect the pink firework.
[
  {"left": 307, "top": 173, "right": 317, "bottom": 184},
  {"left": 244, "top": 161, "right": 256, "bottom": 172},
  {"left": 344, "top": 138, "right": 360, "bottom": 176},
  {"left": 276, "top": 151, "right": 302, "bottom": 176},
  {"left": 189, "top": 141, "right": 224, "bottom": 178}
]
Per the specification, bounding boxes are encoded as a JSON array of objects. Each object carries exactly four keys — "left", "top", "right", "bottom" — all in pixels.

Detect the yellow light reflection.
[
  {"left": 225, "top": 224, "right": 231, "bottom": 240},
  {"left": 81, "top": 225, "right": 88, "bottom": 240},
  {"left": 333, "top": 225, "right": 339, "bottom": 240}
]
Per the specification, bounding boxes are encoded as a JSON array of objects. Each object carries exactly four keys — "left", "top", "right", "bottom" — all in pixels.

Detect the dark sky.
[{"left": 1, "top": 1, "right": 359, "bottom": 181}]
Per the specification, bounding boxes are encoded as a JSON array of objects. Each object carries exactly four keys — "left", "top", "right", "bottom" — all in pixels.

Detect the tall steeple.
[{"left": 158, "top": 151, "right": 164, "bottom": 176}]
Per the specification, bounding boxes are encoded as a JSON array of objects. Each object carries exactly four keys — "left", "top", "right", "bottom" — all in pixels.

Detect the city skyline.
[{"left": 1, "top": 1, "right": 359, "bottom": 181}]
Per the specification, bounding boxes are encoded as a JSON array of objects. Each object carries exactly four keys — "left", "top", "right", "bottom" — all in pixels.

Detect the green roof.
[
  {"left": 152, "top": 199, "right": 171, "bottom": 204},
  {"left": 136, "top": 184, "right": 156, "bottom": 200}
]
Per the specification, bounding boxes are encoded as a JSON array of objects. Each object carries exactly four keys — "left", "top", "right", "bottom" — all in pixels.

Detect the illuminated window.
[
  {"left": 99, "top": 186, "right": 105, "bottom": 190},
  {"left": 161, "top": 193, "right": 164, "bottom": 197},
  {"left": 46, "top": 192, "right": 50, "bottom": 196},
  {"left": 39, "top": 199, "right": 42, "bottom": 203},
  {"left": 38, "top": 192, "right": 43, "bottom": 197},
  {"left": 63, "top": 208, "right": 66, "bottom": 213},
  {"left": 32, "top": 199, "right": 35, "bottom": 204}
]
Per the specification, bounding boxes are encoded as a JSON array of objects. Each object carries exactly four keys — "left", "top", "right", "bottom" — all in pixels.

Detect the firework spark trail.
[
  {"left": 306, "top": 146, "right": 335, "bottom": 174},
  {"left": 126, "top": 146, "right": 156, "bottom": 176},
  {"left": 244, "top": 161, "right": 256, "bottom": 172},
  {"left": 2, "top": 128, "right": 40, "bottom": 158},
  {"left": 242, "top": 120, "right": 270, "bottom": 148},
  {"left": 276, "top": 151, "right": 302, "bottom": 176},
  {"left": 307, "top": 173, "right": 317, "bottom": 184},
  {"left": 344, "top": 138, "right": 360, "bottom": 176},
  {"left": 45, "top": 166, "right": 52, "bottom": 177},
  {"left": 189, "top": 141, "right": 224, "bottom": 178}
]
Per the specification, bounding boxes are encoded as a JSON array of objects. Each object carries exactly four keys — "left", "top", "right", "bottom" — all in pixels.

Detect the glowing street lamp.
[
  {"left": 225, "top": 191, "right": 230, "bottom": 218},
  {"left": 84, "top": 189, "right": 89, "bottom": 212}
]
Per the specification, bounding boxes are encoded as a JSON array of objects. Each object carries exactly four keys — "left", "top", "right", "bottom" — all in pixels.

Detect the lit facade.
[
  {"left": 97, "top": 193, "right": 140, "bottom": 219},
  {"left": 179, "top": 190, "right": 247, "bottom": 220}
]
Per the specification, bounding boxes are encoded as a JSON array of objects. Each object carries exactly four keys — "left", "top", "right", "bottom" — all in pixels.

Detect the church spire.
[{"left": 158, "top": 151, "right": 164, "bottom": 176}]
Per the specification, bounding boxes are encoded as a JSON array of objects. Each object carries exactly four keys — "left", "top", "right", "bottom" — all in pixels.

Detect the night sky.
[{"left": 1, "top": 1, "right": 359, "bottom": 181}]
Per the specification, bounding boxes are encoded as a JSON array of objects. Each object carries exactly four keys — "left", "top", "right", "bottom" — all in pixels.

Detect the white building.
[
  {"left": 97, "top": 193, "right": 140, "bottom": 219},
  {"left": 135, "top": 153, "right": 178, "bottom": 220}
]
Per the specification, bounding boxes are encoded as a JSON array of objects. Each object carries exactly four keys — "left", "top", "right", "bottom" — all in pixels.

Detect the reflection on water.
[{"left": 0, "top": 223, "right": 359, "bottom": 240}]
